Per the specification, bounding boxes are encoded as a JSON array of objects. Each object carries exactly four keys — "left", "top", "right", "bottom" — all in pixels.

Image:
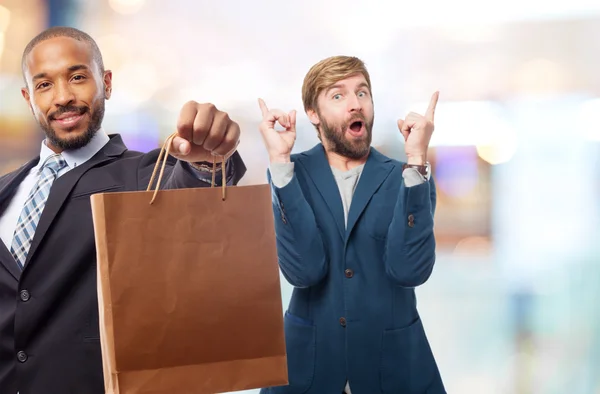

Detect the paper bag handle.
[{"left": 146, "top": 133, "right": 227, "bottom": 204}]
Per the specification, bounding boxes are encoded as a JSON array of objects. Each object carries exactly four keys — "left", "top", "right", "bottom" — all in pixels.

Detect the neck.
[
  {"left": 45, "top": 141, "right": 64, "bottom": 154},
  {"left": 324, "top": 147, "right": 369, "bottom": 171}
]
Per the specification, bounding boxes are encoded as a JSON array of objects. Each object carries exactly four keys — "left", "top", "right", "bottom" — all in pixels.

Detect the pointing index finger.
[
  {"left": 258, "top": 98, "right": 269, "bottom": 117},
  {"left": 425, "top": 91, "right": 439, "bottom": 122}
]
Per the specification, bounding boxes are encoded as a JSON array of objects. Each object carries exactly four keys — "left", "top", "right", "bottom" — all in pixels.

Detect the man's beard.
[
  {"left": 40, "top": 100, "right": 105, "bottom": 151},
  {"left": 318, "top": 111, "right": 373, "bottom": 160}
]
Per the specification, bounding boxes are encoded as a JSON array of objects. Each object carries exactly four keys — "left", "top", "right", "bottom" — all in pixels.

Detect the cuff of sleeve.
[
  {"left": 270, "top": 171, "right": 304, "bottom": 211},
  {"left": 402, "top": 167, "right": 428, "bottom": 187},
  {"left": 269, "top": 162, "right": 295, "bottom": 188},
  {"left": 183, "top": 158, "right": 235, "bottom": 186}
]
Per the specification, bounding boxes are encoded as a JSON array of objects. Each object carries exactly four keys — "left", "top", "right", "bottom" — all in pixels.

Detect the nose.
[
  {"left": 53, "top": 80, "right": 75, "bottom": 107},
  {"left": 347, "top": 93, "right": 362, "bottom": 113}
]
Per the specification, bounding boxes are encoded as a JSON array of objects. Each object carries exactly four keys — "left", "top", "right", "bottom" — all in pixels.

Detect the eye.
[
  {"left": 358, "top": 91, "right": 368, "bottom": 97},
  {"left": 333, "top": 94, "right": 342, "bottom": 100},
  {"left": 72, "top": 74, "right": 86, "bottom": 81},
  {"left": 36, "top": 82, "right": 51, "bottom": 90}
]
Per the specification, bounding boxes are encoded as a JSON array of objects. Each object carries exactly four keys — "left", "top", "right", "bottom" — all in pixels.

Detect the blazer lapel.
[
  {"left": 0, "top": 158, "right": 39, "bottom": 208},
  {"left": 23, "top": 135, "right": 127, "bottom": 269},
  {"left": 297, "top": 144, "right": 346, "bottom": 240},
  {"left": 0, "top": 159, "right": 39, "bottom": 281},
  {"left": 0, "top": 242, "right": 20, "bottom": 281},
  {"left": 345, "top": 148, "right": 393, "bottom": 239}
]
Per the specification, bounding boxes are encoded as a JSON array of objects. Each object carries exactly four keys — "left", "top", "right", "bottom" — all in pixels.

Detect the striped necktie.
[{"left": 10, "top": 154, "right": 67, "bottom": 269}]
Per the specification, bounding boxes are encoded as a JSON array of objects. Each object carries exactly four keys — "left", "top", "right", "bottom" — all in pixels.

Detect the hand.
[
  {"left": 258, "top": 98, "right": 296, "bottom": 163},
  {"left": 397, "top": 91, "right": 439, "bottom": 165},
  {"left": 169, "top": 101, "right": 241, "bottom": 163}
]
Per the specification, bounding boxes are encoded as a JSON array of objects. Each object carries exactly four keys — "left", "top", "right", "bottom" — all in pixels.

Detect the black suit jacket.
[{"left": 0, "top": 134, "right": 246, "bottom": 394}]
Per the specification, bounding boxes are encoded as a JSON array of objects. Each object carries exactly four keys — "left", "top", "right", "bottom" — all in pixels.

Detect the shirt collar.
[{"left": 37, "top": 128, "right": 110, "bottom": 170}]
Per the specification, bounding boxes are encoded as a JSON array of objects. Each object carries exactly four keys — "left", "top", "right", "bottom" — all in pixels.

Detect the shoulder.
[
  {"left": 290, "top": 143, "right": 325, "bottom": 165},
  {"left": 0, "top": 158, "right": 38, "bottom": 186},
  {"left": 369, "top": 147, "right": 405, "bottom": 170}
]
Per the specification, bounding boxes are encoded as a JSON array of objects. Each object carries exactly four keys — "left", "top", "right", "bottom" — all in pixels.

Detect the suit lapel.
[
  {"left": 345, "top": 148, "right": 393, "bottom": 239},
  {"left": 0, "top": 158, "right": 39, "bottom": 208},
  {"left": 0, "top": 241, "right": 20, "bottom": 280},
  {"left": 298, "top": 145, "right": 346, "bottom": 240},
  {"left": 23, "top": 135, "right": 127, "bottom": 269},
  {"left": 0, "top": 159, "right": 39, "bottom": 281}
]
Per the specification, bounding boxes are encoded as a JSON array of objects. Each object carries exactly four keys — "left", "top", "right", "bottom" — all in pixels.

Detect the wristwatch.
[{"left": 402, "top": 162, "right": 431, "bottom": 180}]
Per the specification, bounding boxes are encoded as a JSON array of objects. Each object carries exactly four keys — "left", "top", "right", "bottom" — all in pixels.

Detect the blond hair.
[{"left": 301, "top": 56, "right": 372, "bottom": 113}]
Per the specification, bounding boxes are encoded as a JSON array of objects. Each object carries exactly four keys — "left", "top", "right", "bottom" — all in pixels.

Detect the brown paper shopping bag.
[{"left": 90, "top": 134, "right": 288, "bottom": 394}]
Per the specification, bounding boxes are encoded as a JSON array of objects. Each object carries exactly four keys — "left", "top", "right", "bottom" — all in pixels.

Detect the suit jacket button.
[
  {"left": 20, "top": 290, "right": 30, "bottom": 302},
  {"left": 17, "top": 351, "right": 28, "bottom": 363},
  {"left": 344, "top": 269, "right": 354, "bottom": 278},
  {"left": 339, "top": 317, "right": 347, "bottom": 327}
]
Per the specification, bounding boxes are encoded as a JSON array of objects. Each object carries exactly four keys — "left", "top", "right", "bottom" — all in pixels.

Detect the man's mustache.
[
  {"left": 342, "top": 113, "right": 369, "bottom": 130},
  {"left": 48, "top": 105, "right": 88, "bottom": 121}
]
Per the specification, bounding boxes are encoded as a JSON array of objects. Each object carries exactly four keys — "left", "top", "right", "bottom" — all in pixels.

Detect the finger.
[
  {"left": 213, "top": 121, "right": 241, "bottom": 156},
  {"left": 192, "top": 104, "right": 217, "bottom": 146},
  {"left": 176, "top": 101, "right": 199, "bottom": 142},
  {"left": 171, "top": 135, "right": 191, "bottom": 155},
  {"left": 402, "top": 120, "right": 413, "bottom": 138},
  {"left": 401, "top": 116, "right": 417, "bottom": 131},
  {"left": 221, "top": 139, "right": 241, "bottom": 160},
  {"left": 404, "top": 112, "right": 425, "bottom": 128},
  {"left": 258, "top": 98, "right": 269, "bottom": 117},
  {"left": 405, "top": 112, "right": 422, "bottom": 122},
  {"left": 268, "top": 109, "right": 290, "bottom": 128},
  {"left": 397, "top": 119, "right": 409, "bottom": 141},
  {"left": 203, "top": 111, "right": 230, "bottom": 152},
  {"left": 288, "top": 110, "right": 297, "bottom": 132},
  {"left": 227, "top": 139, "right": 241, "bottom": 159},
  {"left": 425, "top": 91, "right": 439, "bottom": 122}
]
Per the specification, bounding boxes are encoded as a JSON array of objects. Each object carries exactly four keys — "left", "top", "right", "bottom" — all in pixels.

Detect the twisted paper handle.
[{"left": 147, "top": 133, "right": 227, "bottom": 204}]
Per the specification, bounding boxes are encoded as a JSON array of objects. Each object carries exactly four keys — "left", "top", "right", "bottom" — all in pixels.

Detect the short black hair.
[{"left": 21, "top": 26, "right": 105, "bottom": 86}]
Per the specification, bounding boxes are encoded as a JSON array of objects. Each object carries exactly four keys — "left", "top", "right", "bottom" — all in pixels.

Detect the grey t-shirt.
[{"left": 330, "top": 164, "right": 365, "bottom": 227}]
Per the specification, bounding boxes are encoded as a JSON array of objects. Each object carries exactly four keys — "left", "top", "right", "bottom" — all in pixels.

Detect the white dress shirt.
[{"left": 0, "top": 130, "right": 110, "bottom": 252}]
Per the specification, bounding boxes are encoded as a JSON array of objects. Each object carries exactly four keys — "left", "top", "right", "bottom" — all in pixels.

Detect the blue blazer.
[{"left": 261, "top": 144, "right": 446, "bottom": 394}]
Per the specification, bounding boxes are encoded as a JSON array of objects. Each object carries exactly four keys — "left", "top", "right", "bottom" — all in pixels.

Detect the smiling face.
[
  {"left": 307, "top": 73, "right": 374, "bottom": 160},
  {"left": 21, "top": 36, "right": 112, "bottom": 153}
]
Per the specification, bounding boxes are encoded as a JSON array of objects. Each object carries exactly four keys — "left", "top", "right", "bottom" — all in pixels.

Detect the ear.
[
  {"left": 103, "top": 70, "right": 113, "bottom": 99},
  {"left": 307, "top": 108, "right": 320, "bottom": 126},
  {"left": 21, "top": 87, "right": 34, "bottom": 114}
]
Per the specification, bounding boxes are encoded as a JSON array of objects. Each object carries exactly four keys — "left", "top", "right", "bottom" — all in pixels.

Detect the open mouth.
[
  {"left": 350, "top": 120, "right": 363, "bottom": 131},
  {"left": 347, "top": 120, "right": 365, "bottom": 137}
]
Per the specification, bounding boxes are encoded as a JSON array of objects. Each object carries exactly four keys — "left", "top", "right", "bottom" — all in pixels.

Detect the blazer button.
[
  {"left": 408, "top": 214, "right": 415, "bottom": 228},
  {"left": 339, "top": 317, "right": 347, "bottom": 327},
  {"left": 20, "top": 290, "right": 30, "bottom": 302},
  {"left": 17, "top": 351, "right": 28, "bottom": 363},
  {"left": 344, "top": 269, "right": 354, "bottom": 278}
]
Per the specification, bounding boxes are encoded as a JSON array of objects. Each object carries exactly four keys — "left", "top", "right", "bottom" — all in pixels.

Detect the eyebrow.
[
  {"left": 357, "top": 82, "right": 370, "bottom": 91},
  {"left": 32, "top": 64, "right": 90, "bottom": 81},
  {"left": 325, "top": 82, "right": 370, "bottom": 95},
  {"left": 325, "top": 83, "right": 344, "bottom": 94}
]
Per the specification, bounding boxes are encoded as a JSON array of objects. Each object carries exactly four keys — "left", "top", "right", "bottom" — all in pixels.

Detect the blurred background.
[{"left": 1, "top": 0, "right": 599, "bottom": 392}]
